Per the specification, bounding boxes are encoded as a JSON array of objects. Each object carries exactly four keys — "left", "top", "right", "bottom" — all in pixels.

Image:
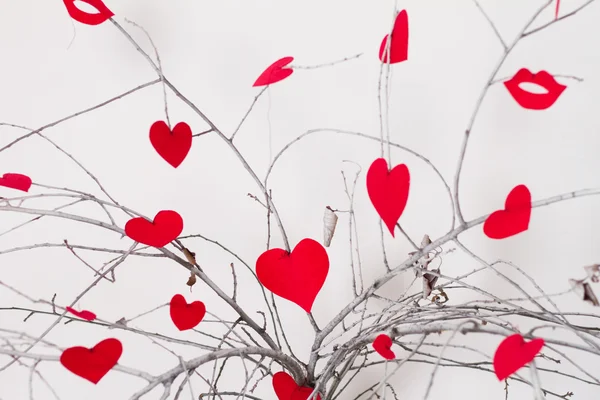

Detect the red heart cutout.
[
  {"left": 256, "top": 238, "right": 329, "bottom": 313},
  {"left": 125, "top": 210, "right": 183, "bottom": 248},
  {"left": 149, "top": 121, "right": 192, "bottom": 168},
  {"left": 273, "top": 371, "right": 322, "bottom": 400},
  {"left": 378, "top": 10, "right": 409, "bottom": 64},
  {"left": 169, "top": 294, "right": 206, "bottom": 331},
  {"left": 62, "top": 0, "right": 114, "bottom": 26},
  {"left": 483, "top": 185, "right": 531, "bottom": 239},
  {"left": 372, "top": 334, "right": 395, "bottom": 360},
  {"left": 366, "top": 158, "right": 410, "bottom": 237},
  {"left": 0, "top": 173, "right": 32, "bottom": 192},
  {"left": 253, "top": 57, "right": 294, "bottom": 87},
  {"left": 493, "top": 334, "right": 544, "bottom": 380},
  {"left": 60, "top": 338, "right": 122, "bottom": 384},
  {"left": 66, "top": 306, "right": 96, "bottom": 321}
]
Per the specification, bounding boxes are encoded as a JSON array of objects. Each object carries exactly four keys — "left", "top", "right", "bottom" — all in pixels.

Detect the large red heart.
[
  {"left": 149, "top": 121, "right": 192, "bottom": 168},
  {"left": 62, "top": 0, "right": 114, "bottom": 26},
  {"left": 483, "top": 185, "right": 531, "bottom": 239},
  {"left": 256, "top": 238, "right": 329, "bottom": 313},
  {"left": 60, "top": 338, "right": 122, "bottom": 384},
  {"left": 493, "top": 334, "right": 544, "bottom": 380},
  {"left": 253, "top": 57, "right": 294, "bottom": 87},
  {"left": 273, "top": 371, "right": 322, "bottom": 400},
  {"left": 378, "top": 10, "right": 409, "bottom": 64},
  {"left": 0, "top": 173, "right": 32, "bottom": 192},
  {"left": 372, "top": 334, "right": 395, "bottom": 360},
  {"left": 125, "top": 210, "right": 183, "bottom": 248},
  {"left": 366, "top": 158, "right": 410, "bottom": 237},
  {"left": 169, "top": 294, "right": 206, "bottom": 331},
  {"left": 65, "top": 306, "right": 96, "bottom": 321}
]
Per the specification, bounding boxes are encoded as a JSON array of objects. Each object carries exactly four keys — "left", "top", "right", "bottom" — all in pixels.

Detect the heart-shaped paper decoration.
[
  {"left": 169, "top": 294, "right": 206, "bottom": 331},
  {"left": 149, "top": 121, "right": 192, "bottom": 168},
  {"left": 493, "top": 334, "right": 544, "bottom": 380},
  {"left": 372, "top": 334, "right": 395, "bottom": 360},
  {"left": 273, "top": 371, "right": 322, "bottom": 400},
  {"left": 256, "top": 238, "right": 329, "bottom": 313},
  {"left": 366, "top": 158, "right": 410, "bottom": 237},
  {"left": 253, "top": 57, "right": 294, "bottom": 87},
  {"left": 0, "top": 173, "right": 32, "bottom": 192},
  {"left": 65, "top": 306, "right": 96, "bottom": 321},
  {"left": 378, "top": 10, "right": 409, "bottom": 64},
  {"left": 62, "top": 0, "right": 114, "bottom": 25},
  {"left": 60, "top": 338, "right": 122, "bottom": 384},
  {"left": 125, "top": 210, "right": 183, "bottom": 248},
  {"left": 483, "top": 185, "right": 531, "bottom": 239}
]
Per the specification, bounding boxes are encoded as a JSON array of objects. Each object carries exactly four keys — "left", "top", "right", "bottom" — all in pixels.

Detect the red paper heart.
[
  {"left": 273, "top": 371, "right": 322, "bottom": 400},
  {"left": 0, "top": 173, "right": 32, "bottom": 192},
  {"left": 60, "top": 338, "right": 122, "bottom": 384},
  {"left": 366, "top": 158, "right": 410, "bottom": 237},
  {"left": 149, "top": 121, "right": 192, "bottom": 168},
  {"left": 256, "top": 238, "right": 329, "bottom": 313},
  {"left": 253, "top": 57, "right": 294, "bottom": 87},
  {"left": 62, "top": 0, "right": 114, "bottom": 25},
  {"left": 493, "top": 334, "right": 544, "bottom": 380},
  {"left": 378, "top": 10, "right": 409, "bottom": 64},
  {"left": 169, "top": 294, "right": 206, "bottom": 331},
  {"left": 372, "top": 334, "right": 395, "bottom": 360},
  {"left": 125, "top": 210, "right": 183, "bottom": 247},
  {"left": 483, "top": 185, "right": 531, "bottom": 239},
  {"left": 66, "top": 306, "right": 96, "bottom": 321}
]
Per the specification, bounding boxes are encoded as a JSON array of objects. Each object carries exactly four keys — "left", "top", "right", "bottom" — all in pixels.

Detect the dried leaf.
[
  {"left": 186, "top": 272, "right": 197, "bottom": 287},
  {"left": 108, "top": 317, "right": 128, "bottom": 330},
  {"left": 569, "top": 279, "right": 599, "bottom": 306},
  {"left": 422, "top": 268, "right": 439, "bottom": 298},
  {"left": 584, "top": 264, "right": 600, "bottom": 283},
  {"left": 183, "top": 247, "right": 196, "bottom": 265},
  {"left": 420, "top": 234, "right": 432, "bottom": 248},
  {"left": 323, "top": 206, "right": 338, "bottom": 247}
]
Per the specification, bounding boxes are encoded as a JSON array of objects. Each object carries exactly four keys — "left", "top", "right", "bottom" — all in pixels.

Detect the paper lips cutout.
[
  {"left": 253, "top": 57, "right": 294, "bottom": 87},
  {"left": 366, "top": 158, "right": 410, "bottom": 237},
  {"left": 256, "top": 238, "right": 329, "bottom": 313},
  {"left": 379, "top": 10, "right": 409, "bottom": 64},
  {"left": 149, "top": 121, "right": 193, "bottom": 168},
  {"left": 0, "top": 173, "right": 32, "bottom": 192},
  {"left": 62, "top": 0, "right": 114, "bottom": 25},
  {"left": 169, "top": 294, "right": 206, "bottom": 331},
  {"left": 483, "top": 185, "right": 531, "bottom": 239},
  {"left": 372, "top": 334, "right": 395, "bottom": 360},
  {"left": 65, "top": 306, "right": 96, "bottom": 321},
  {"left": 503, "top": 69, "right": 567, "bottom": 110},
  {"left": 60, "top": 338, "right": 122, "bottom": 384},
  {"left": 493, "top": 334, "right": 544, "bottom": 380},
  {"left": 125, "top": 210, "right": 183, "bottom": 247},
  {"left": 273, "top": 371, "right": 322, "bottom": 400}
]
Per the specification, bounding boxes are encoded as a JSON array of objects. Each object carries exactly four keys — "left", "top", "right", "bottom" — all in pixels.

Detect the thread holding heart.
[
  {"left": 169, "top": 294, "right": 206, "bottom": 331},
  {"left": 60, "top": 338, "right": 122, "bottom": 384},
  {"left": 493, "top": 334, "right": 544, "bottom": 380},
  {"left": 149, "top": 120, "right": 193, "bottom": 168},
  {"left": 483, "top": 184, "right": 531, "bottom": 239},
  {"left": 125, "top": 210, "right": 184, "bottom": 248}
]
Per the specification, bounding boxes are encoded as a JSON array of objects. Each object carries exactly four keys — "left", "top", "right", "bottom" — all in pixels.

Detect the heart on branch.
[
  {"left": 169, "top": 294, "right": 206, "bottom": 331},
  {"left": 66, "top": 306, "right": 96, "bottom": 321},
  {"left": 372, "top": 334, "right": 395, "bottom": 360},
  {"left": 253, "top": 57, "right": 294, "bottom": 87},
  {"left": 149, "top": 121, "right": 193, "bottom": 168},
  {"left": 273, "top": 371, "right": 322, "bottom": 400},
  {"left": 0, "top": 173, "right": 32, "bottom": 192},
  {"left": 366, "top": 158, "right": 410, "bottom": 237},
  {"left": 483, "top": 184, "right": 531, "bottom": 239},
  {"left": 60, "top": 338, "right": 122, "bottom": 384},
  {"left": 493, "top": 334, "right": 544, "bottom": 380},
  {"left": 256, "top": 238, "right": 329, "bottom": 313},
  {"left": 62, "top": 0, "right": 114, "bottom": 25},
  {"left": 125, "top": 210, "right": 183, "bottom": 248},
  {"left": 378, "top": 9, "right": 409, "bottom": 64}
]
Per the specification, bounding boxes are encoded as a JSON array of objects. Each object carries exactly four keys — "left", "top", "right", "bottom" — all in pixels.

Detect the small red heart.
[
  {"left": 60, "top": 338, "right": 122, "bottom": 384},
  {"left": 0, "top": 173, "right": 32, "bottom": 192},
  {"left": 483, "top": 185, "right": 531, "bottom": 239},
  {"left": 66, "top": 306, "right": 96, "bottom": 321},
  {"left": 149, "top": 121, "right": 192, "bottom": 168},
  {"left": 273, "top": 371, "right": 322, "bottom": 400},
  {"left": 253, "top": 57, "right": 294, "bottom": 87},
  {"left": 62, "top": 0, "right": 114, "bottom": 26},
  {"left": 366, "top": 158, "right": 410, "bottom": 237},
  {"left": 169, "top": 294, "right": 206, "bottom": 331},
  {"left": 372, "top": 334, "right": 395, "bottom": 360},
  {"left": 493, "top": 334, "right": 544, "bottom": 380},
  {"left": 125, "top": 210, "right": 183, "bottom": 248},
  {"left": 256, "top": 238, "right": 329, "bottom": 313},
  {"left": 378, "top": 10, "right": 409, "bottom": 64}
]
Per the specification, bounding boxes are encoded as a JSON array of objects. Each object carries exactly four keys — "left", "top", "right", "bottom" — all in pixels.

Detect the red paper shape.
[
  {"left": 493, "top": 334, "right": 544, "bottom": 380},
  {"left": 555, "top": 0, "right": 560, "bottom": 19},
  {"left": 378, "top": 10, "right": 409, "bottom": 64},
  {"left": 125, "top": 210, "right": 183, "bottom": 248},
  {"left": 60, "top": 338, "right": 122, "bottom": 384},
  {"left": 504, "top": 68, "right": 567, "bottom": 110},
  {"left": 149, "top": 121, "right": 192, "bottom": 168},
  {"left": 66, "top": 306, "right": 96, "bottom": 321},
  {"left": 62, "top": 0, "right": 114, "bottom": 25},
  {"left": 366, "top": 158, "right": 410, "bottom": 237},
  {"left": 273, "top": 371, "right": 322, "bottom": 400},
  {"left": 0, "top": 173, "right": 32, "bottom": 192},
  {"left": 483, "top": 185, "right": 531, "bottom": 239},
  {"left": 256, "top": 238, "right": 329, "bottom": 313},
  {"left": 253, "top": 57, "right": 294, "bottom": 87},
  {"left": 372, "top": 334, "right": 395, "bottom": 360},
  {"left": 169, "top": 294, "right": 206, "bottom": 331}
]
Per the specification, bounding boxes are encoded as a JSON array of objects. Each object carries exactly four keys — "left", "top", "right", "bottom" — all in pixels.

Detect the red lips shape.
[
  {"left": 253, "top": 57, "right": 294, "bottom": 87},
  {"left": 503, "top": 68, "right": 567, "bottom": 110},
  {"left": 378, "top": 10, "right": 409, "bottom": 64},
  {"left": 66, "top": 306, "right": 96, "bottom": 321},
  {"left": 60, "top": 338, "right": 122, "bottom": 384},
  {"left": 62, "top": 0, "right": 114, "bottom": 26},
  {"left": 124, "top": 210, "right": 183, "bottom": 248},
  {"left": 0, "top": 173, "right": 32, "bottom": 192},
  {"left": 169, "top": 294, "right": 206, "bottom": 331},
  {"left": 372, "top": 334, "right": 395, "bottom": 360},
  {"left": 149, "top": 121, "right": 193, "bottom": 168},
  {"left": 272, "top": 371, "right": 322, "bottom": 400},
  {"left": 483, "top": 185, "right": 531, "bottom": 240},
  {"left": 493, "top": 334, "right": 544, "bottom": 380}
]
